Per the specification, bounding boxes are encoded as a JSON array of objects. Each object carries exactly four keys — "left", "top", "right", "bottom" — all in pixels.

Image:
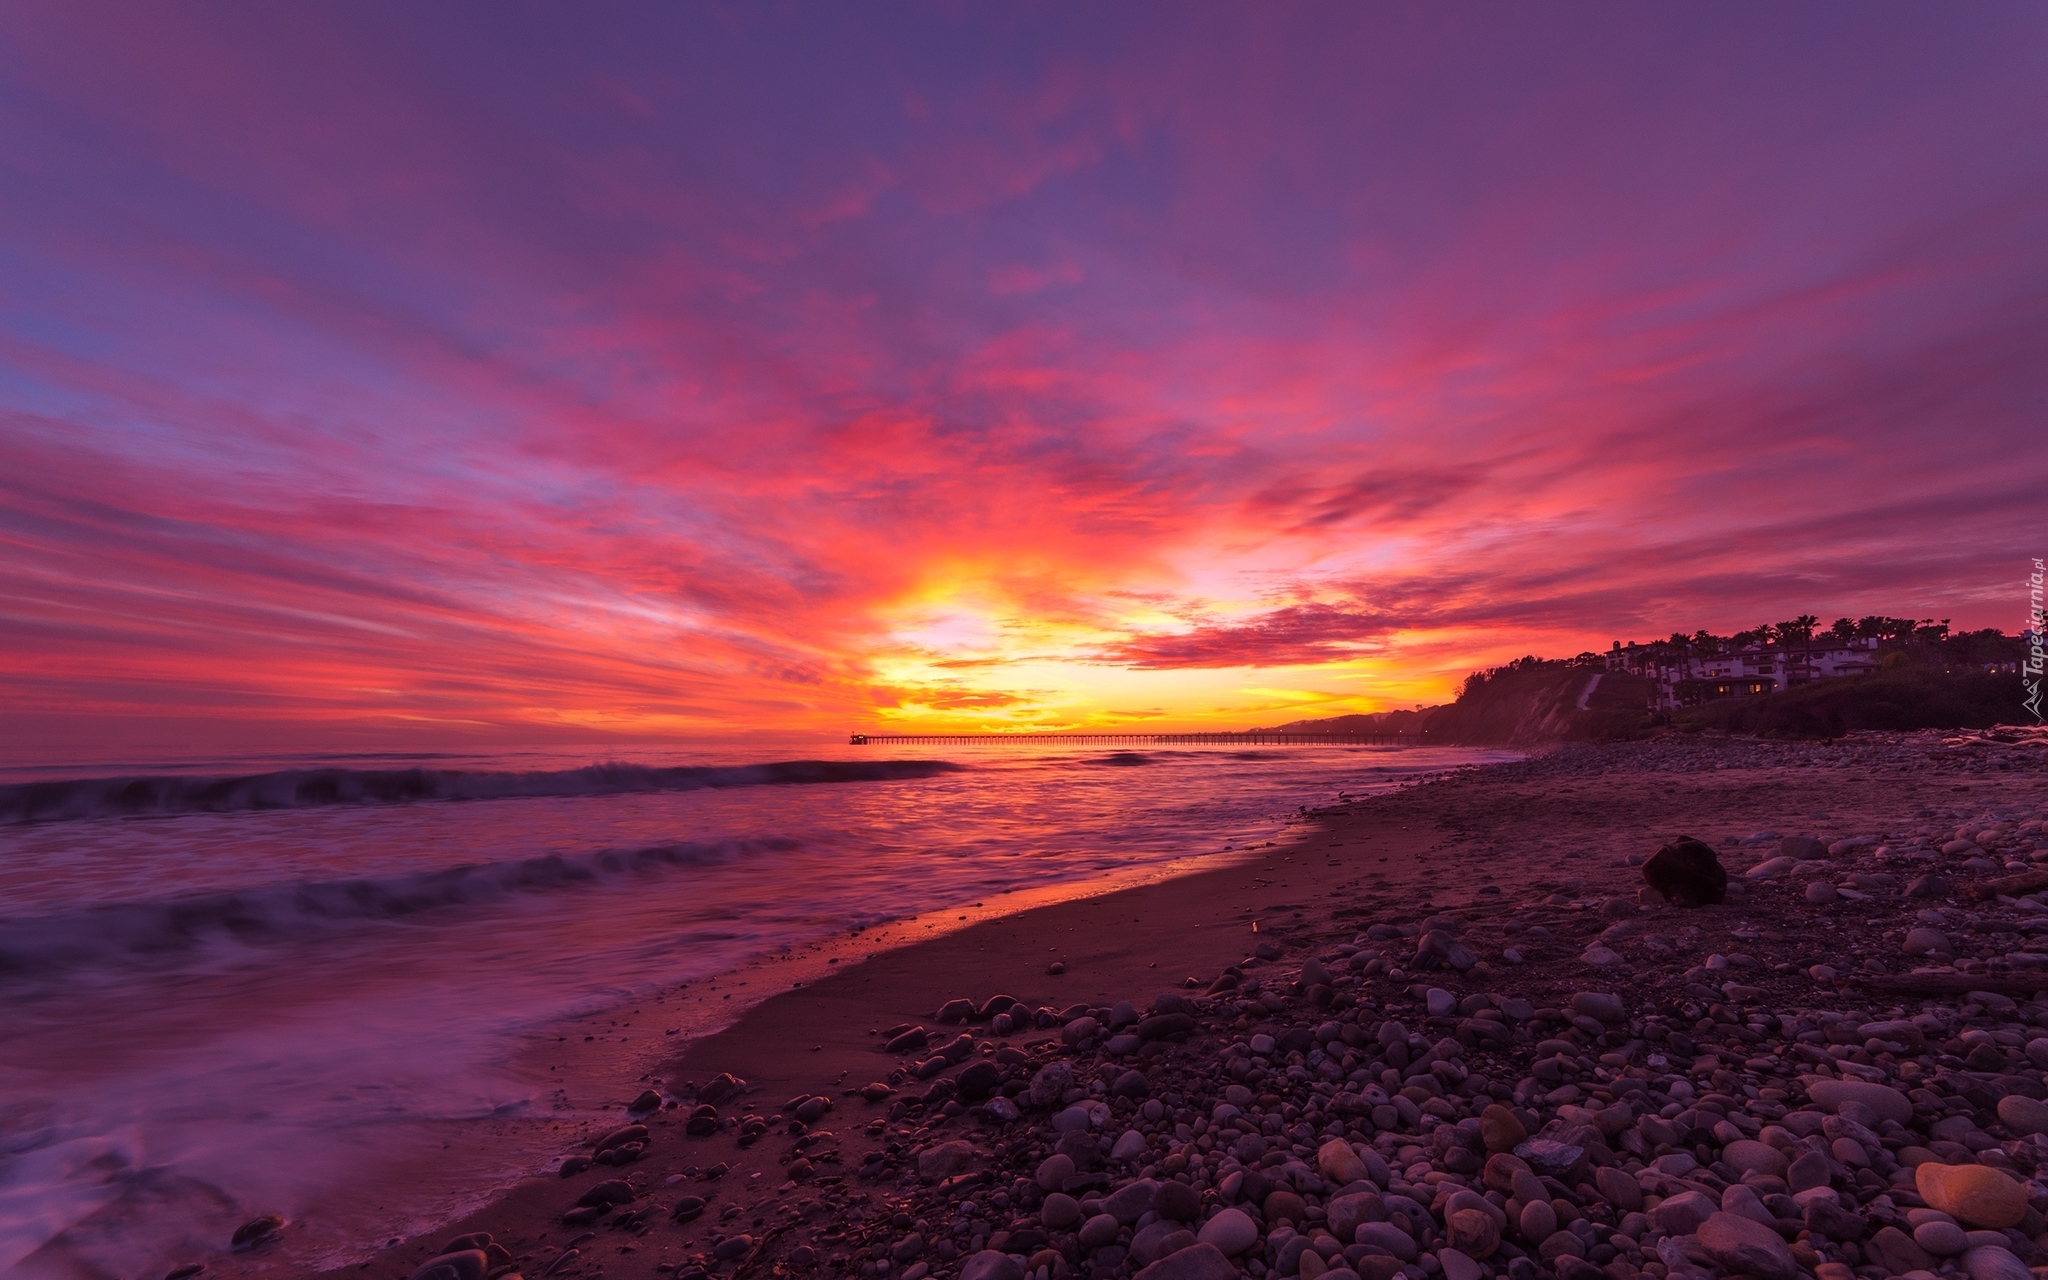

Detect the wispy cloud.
[{"left": 0, "top": 4, "right": 2042, "bottom": 748}]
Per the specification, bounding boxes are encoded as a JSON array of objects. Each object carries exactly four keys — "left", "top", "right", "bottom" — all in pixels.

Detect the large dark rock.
[
  {"left": 1642, "top": 836, "right": 1727, "bottom": 907},
  {"left": 699, "top": 1072, "right": 746, "bottom": 1105},
  {"left": 1136, "top": 1013, "right": 1194, "bottom": 1042},
  {"left": 955, "top": 1061, "right": 1001, "bottom": 1101}
]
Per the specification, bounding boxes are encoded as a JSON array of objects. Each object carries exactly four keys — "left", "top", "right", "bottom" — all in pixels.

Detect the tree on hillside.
[{"left": 1777, "top": 614, "right": 1819, "bottom": 678}]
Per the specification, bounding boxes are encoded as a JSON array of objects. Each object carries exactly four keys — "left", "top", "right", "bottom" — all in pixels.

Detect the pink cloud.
[
  {"left": 0, "top": 4, "right": 2041, "bottom": 747},
  {"left": 988, "top": 262, "right": 1084, "bottom": 296}
]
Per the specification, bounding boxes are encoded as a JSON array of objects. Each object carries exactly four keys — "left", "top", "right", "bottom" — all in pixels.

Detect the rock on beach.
[
  {"left": 1917, "top": 1162, "right": 2030, "bottom": 1228},
  {"left": 1641, "top": 835, "right": 1727, "bottom": 906}
]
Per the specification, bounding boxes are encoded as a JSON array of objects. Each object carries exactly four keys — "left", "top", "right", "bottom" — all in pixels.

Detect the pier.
[{"left": 848, "top": 731, "right": 1416, "bottom": 746}]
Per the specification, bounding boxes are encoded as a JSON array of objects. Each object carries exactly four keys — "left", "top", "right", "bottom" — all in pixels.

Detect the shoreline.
[
  {"left": 295, "top": 787, "right": 1461, "bottom": 1280},
  {"left": 8, "top": 744, "right": 1489, "bottom": 1280},
  {"left": 260, "top": 729, "right": 2048, "bottom": 1280}
]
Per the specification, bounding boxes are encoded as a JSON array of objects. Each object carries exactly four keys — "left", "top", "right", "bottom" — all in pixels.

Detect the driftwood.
[
  {"left": 733, "top": 1222, "right": 796, "bottom": 1280},
  {"left": 1965, "top": 870, "right": 2048, "bottom": 901}
]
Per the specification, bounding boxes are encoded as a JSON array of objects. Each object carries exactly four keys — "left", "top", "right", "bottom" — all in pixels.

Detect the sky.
[{"left": 2, "top": 3, "right": 2045, "bottom": 752}]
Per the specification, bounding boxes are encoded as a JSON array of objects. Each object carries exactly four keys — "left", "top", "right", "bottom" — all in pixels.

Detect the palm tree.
[{"left": 1779, "top": 614, "right": 1819, "bottom": 681}]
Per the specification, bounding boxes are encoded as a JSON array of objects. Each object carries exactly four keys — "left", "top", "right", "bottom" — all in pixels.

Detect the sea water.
[{"left": 0, "top": 739, "right": 1514, "bottom": 1278}]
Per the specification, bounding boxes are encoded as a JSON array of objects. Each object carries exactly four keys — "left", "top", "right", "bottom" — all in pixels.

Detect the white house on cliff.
[{"left": 1604, "top": 636, "right": 1880, "bottom": 709}]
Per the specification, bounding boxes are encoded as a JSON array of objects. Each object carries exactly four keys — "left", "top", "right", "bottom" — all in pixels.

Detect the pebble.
[
  {"left": 1904, "top": 926, "right": 1951, "bottom": 955},
  {"left": 1078, "top": 1214, "right": 1121, "bottom": 1250},
  {"left": 1194, "top": 1207, "right": 1257, "bottom": 1256},
  {"left": 1569, "top": 991, "right": 1625, "bottom": 1023},
  {"left": 1318, "top": 1137, "right": 1368, "bottom": 1184},
  {"left": 1594, "top": 1165, "right": 1641, "bottom": 1211},
  {"left": 915, "top": 1140, "right": 974, "bottom": 1180},
  {"left": 1996, "top": 1093, "right": 2048, "bottom": 1136},
  {"left": 1041, "top": 1193, "right": 1081, "bottom": 1230},
  {"left": 1436, "top": 1247, "right": 1482, "bottom": 1280},
  {"left": 1027, "top": 1061, "right": 1073, "bottom": 1107},
  {"left": 1034, "top": 1152, "right": 1074, "bottom": 1191},
  {"left": 1478, "top": 1104, "right": 1525, "bottom": 1153},
  {"left": 1697, "top": 1211, "right": 1798, "bottom": 1280},
  {"left": 1870, "top": 1224, "right": 1941, "bottom": 1275},
  {"left": 1804, "top": 1077, "right": 1914, "bottom": 1124},
  {"left": 961, "top": 1251, "right": 1024, "bottom": 1280},
  {"left": 1720, "top": 1137, "right": 1786, "bottom": 1178},
  {"left": 1512, "top": 1137, "right": 1582, "bottom": 1177},
  {"left": 1130, "top": 1221, "right": 1191, "bottom": 1266},
  {"left": 1964, "top": 1244, "right": 2036, "bottom": 1280},
  {"left": 1913, "top": 1219, "right": 1970, "bottom": 1256},
  {"left": 1647, "top": 1190, "right": 1715, "bottom": 1236},
  {"left": 407, "top": 1252, "right": 486, "bottom": 1280},
  {"left": 1720, "top": 1183, "right": 1776, "bottom": 1227},
  {"left": 1444, "top": 1207, "right": 1499, "bottom": 1258},
  {"left": 230, "top": 1215, "right": 284, "bottom": 1249},
  {"left": 1916, "top": 1162, "right": 2029, "bottom": 1228},
  {"left": 1786, "top": 1148, "right": 1831, "bottom": 1191},
  {"left": 1105, "top": 1178, "right": 1159, "bottom": 1224},
  {"left": 1908, "top": 872, "right": 1952, "bottom": 897},
  {"left": 1355, "top": 1221, "right": 1418, "bottom": 1261}
]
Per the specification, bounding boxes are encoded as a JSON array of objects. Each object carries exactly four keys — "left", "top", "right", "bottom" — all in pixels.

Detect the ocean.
[{"left": 0, "top": 738, "right": 1515, "bottom": 1279}]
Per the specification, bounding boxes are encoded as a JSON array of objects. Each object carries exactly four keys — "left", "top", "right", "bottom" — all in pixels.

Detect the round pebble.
[
  {"left": 1913, "top": 1220, "right": 1969, "bottom": 1257},
  {"left": 1041, "top": 1193, "right": 1081, "bottom": 1230},
  {"left": 1917, "top": 1163, "right": 2029, "bottom": 1229},
  {"left": 1196, "top": 1207, "right": 1257, "bottom": 1256},
  {"left": 1078, "top": 1214, "right": 1121, "bottom": 1250}
]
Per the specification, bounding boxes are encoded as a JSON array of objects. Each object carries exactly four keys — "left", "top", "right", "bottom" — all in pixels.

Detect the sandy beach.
[{"left": 291, "top": 729, "right": 2048, "bottom": 1280}]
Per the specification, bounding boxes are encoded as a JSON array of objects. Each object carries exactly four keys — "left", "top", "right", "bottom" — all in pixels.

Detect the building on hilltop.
[{"left": 1604, "top": 636, "right": 1879, "bottom": 709}]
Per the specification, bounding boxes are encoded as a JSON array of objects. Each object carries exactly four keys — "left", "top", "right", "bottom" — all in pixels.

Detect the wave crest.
[
  {"left": 0, "top": 837, "right": 791, "bottom": 976},
  {"left": 0, "top": 759, "right": 962, "bottom": 826}
]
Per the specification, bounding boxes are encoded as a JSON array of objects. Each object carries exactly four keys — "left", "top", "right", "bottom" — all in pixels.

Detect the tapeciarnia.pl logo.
[{"left": 2026, "top": 557, "right": 2044, "bottom": 722}]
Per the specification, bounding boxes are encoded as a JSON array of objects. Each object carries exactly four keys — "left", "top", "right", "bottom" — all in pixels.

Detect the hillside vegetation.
[
  {"left": 1671, "top": 667, "right": 2020, "bottom": 737},
  {"left": 1274, "top": 650, "right": 2030, "bottom": 744},
  {"left": 1421, "top": 662, "right": 1653, "bottom": 745}
]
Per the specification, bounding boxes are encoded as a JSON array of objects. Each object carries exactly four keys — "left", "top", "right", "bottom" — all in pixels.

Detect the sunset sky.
[{"left": 3, "top": 4, "right": 2045, "bottom": 751}]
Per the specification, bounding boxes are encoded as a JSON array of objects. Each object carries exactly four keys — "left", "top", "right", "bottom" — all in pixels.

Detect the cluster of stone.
[
  {"left": 1459, "top": 732, "right": 2048, "bottom": 785},
  {"left": 817, "top": 968, "right": 2048, "bottom": 1280}
]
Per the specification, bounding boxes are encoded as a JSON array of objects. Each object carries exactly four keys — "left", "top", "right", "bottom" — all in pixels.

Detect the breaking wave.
[
  {"left": 0, "top": 758, "right": 963, "bottom": 826},
  {"left": 0, "top": 837, "right": 793, "bottom": 975}
]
